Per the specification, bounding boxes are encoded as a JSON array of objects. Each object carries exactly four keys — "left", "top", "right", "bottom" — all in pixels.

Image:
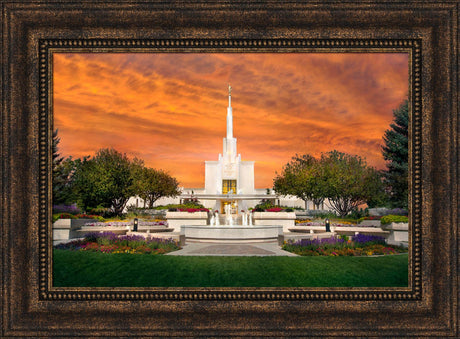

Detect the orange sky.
[{"left": 53, "top": 53, "right": 408, "bottom": 188}]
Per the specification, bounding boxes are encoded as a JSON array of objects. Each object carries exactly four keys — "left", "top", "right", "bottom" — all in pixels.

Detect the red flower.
[{"left": 266, "top": 207, "right": 283, "bottom": 212}]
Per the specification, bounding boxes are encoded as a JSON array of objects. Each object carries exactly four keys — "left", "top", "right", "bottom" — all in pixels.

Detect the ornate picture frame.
[{"left": 2, "top": 1, "right": 457, "bottom": 337}]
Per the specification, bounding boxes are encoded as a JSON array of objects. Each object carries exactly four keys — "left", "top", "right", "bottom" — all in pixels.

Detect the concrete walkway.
[{"left": 167, "top": 242, "right": 298, "bottom": 257}]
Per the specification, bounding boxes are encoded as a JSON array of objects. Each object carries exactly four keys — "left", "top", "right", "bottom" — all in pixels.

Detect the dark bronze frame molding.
[{"left": 2, "top": 1, "right": 458, "bottom": 337}]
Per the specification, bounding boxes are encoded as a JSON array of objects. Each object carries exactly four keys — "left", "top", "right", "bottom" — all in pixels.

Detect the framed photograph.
[{"left": 2, "top": 1, "right": 458, "bottom": 337}]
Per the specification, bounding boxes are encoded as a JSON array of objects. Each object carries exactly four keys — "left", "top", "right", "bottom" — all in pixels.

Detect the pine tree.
[
  {"left": 52, "top": 129, "right": 76, "bottom": 205},
  {"left": 52, "top": 129, "right": 63, "bottom": 170},
  {"left": 382, "top": 100, "right": 408, "bottom": 209}
]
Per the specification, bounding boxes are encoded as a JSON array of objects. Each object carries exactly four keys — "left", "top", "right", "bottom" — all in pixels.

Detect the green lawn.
[{"left": 53, "top": 249, "right": 408, "bottom": 287}]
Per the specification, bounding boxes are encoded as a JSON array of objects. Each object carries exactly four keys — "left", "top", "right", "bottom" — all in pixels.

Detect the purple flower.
[
  {"left": 352, "top": 234, "right": 385, "bottom": 245},
  {"left": 53, "top": 204, "right": 80, "bottom": 215}
]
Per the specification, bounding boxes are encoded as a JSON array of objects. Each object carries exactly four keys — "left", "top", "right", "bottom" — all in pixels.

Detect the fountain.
[{"left": 179, "top": 209, "right": 283, "bottom": 245}]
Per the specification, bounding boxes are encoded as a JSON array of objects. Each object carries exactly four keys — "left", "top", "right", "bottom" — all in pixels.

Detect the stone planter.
[
  {"left": 52, "top": 218, "right": 94, "bottom": 245},
  {"left": 382, "top": 222, "right": 408, "bottom": 247},
  {"left": 166, "top": 211, "right": 209, "bottom": 232},
  {"left": 252, "top": 211, "right": 296, "bottom": 232}
]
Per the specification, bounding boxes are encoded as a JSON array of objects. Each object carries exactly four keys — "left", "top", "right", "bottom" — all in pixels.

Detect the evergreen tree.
[
  {"left": 382, "top": 100, "right": 409, "bottom": 209},
  {"left": 52, "top": 129, "right": 76, "bottom": 205}
]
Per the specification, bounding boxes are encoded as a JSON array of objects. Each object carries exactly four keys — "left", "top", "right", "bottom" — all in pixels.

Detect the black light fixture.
[
  {"left": 133, "top": 218, "right": 138, "bottom": 232},
  {"left": 325, "top": 218, "right": 331, "bottom": 232}
]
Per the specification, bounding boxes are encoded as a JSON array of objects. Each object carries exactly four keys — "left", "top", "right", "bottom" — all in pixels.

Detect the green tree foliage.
[
  {"left": 71, "top": 148, "right": 181, "bottom": 215},
  {"left": 52, "top": 129, "right": 77, "bottom": 205},
  {"left": 131, "top": 163, "right": 180, "bottom": 208},
  {"left": 382, "top": 100, "right": 408, "bottom": 209},
  {"left": 273, "top": 154, "right": 323, "bottom": 209},
  {"left": 72, "top": 157, "right": 100, "bottom": 211},
  {"left": 273, "top": 151, "right": 384, "bottom": 217},
  {"left": 72, "top": 148, "right": 134, "bottom": 215},
  {"left": 319, "top": 151, "right": 384, "bottom": 217}
]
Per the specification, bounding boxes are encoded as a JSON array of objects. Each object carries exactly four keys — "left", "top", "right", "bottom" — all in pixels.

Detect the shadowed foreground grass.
[{"left": 53, "top": 250, "right": 408, "bottom": 287}]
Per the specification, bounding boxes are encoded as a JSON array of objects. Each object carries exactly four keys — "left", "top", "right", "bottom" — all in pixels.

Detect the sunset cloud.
[{"left": 53, "top": 53, "right": 408, "bottom": 188}]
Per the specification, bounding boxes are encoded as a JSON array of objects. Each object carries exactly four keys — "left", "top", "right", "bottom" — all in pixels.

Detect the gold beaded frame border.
[{"left": 39, "top": 38, "right": 421, "bottom": 301}]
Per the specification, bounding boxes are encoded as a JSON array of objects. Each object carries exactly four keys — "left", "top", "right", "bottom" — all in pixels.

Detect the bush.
[
  {"left": 380, "top": 215, "right": 408, "bottom": 225},
  {"left": 53, "top": 213, "right": 77, "bottom": 221},
  {"left": 53, "top": 204, "right": 80, "bottom": 215},
  {"left": 166, "top": 202, "right": 206, "bottom": 211},
  {"left": 352, "top": 234, "right": 386, "bottom": 245},
  {"left": 357, "top": 216, "right": 382, "bottom": 223},
  {"left": 87, "top": 206, "right": 117, "bottom": 218},
  {"left": 178, "top": 208, "right": 209, "bottom": 213},
  {"left": 266, "top": 207, "right": 284, "bottom": 212},
  {"left": 347, "top": 208, "right": 368, "bottom": 220},
  {"left": 254, "top": 199, "right": 276, "bottom": 210}
]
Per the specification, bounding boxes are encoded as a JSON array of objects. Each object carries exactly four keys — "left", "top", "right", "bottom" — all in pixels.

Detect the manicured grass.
[{"left": 53, "top": 250, "right": 408, "bottom": 287}]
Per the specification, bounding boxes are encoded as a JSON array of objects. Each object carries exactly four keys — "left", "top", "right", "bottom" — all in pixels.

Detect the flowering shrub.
[
  {"left": 55, "top": 213, "right": 77, "bottom": 220},
  {"left": 352, "top": 234, "right": 386, "bottom": 245},
  {"left": 357, "top": 216, "right": 382, "bottom": 223},
  {"left": 53, "top": 213, "right": 104, "bottom": 222},
  {"left": 55, "top": 231, "right": 180, "bottom": 254},
  {"left": 282, "top": 235, "right": 407, "bottom": 256},
  {"left": 265, "top": 207, "right": 284, "bottom": 212},
  {"left": 253, "top": 207, "right": 295, "bottom": 212},
  {"left": 82, "top": 220, "right": 168, "bottom": 227},
  {"left": 294, "top": 220, "right": 354, "bottom": 227},
  {"left": 177, "top": 208, "right": 209, "bottom": 213},
  {"left": 53, "top": 204, "right": 80, "bottom": 215}
]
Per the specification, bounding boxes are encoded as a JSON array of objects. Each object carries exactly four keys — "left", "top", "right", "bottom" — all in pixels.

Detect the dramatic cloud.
[{"left": 53, "top": 53, "right": 408, "bottom": 188}]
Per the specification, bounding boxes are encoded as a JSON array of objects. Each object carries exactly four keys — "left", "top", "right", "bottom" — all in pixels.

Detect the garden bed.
[
  {"left": 282, "top": 234, "right": 407, "bottom": 256},
  {"left": 55, "top": 231, "right": 181, "bottom": 255}
]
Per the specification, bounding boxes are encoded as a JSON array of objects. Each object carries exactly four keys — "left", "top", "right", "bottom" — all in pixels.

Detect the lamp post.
[
  {"left": 133, "top": 218, "right": 138, "bottom": 232},
  {"left": 325, "top": 218, "right": 331, "bottom": 232}
]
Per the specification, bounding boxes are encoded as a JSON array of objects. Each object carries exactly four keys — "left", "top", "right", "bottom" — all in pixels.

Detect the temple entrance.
[
  {"left": 222, "top": 179, "right": 237, "bottom": 194},
  {"left": 221, "top": 200, "right": 237, "bottom": 214}
]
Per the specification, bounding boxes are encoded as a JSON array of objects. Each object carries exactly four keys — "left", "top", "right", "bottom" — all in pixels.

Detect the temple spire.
[
  {"left": 226, "top": 84, "right": 233, "bottom": 139},
  {"left": 228, "top": 83, "right": 232, "bottom": 106}
]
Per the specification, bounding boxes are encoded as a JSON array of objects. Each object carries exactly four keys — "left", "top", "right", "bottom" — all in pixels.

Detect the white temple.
[
  {"left": 126, "top": 85, "right": 326, "bottom": 213},
  {"left": 199, "top": 84, "right": 259, "bottom": 213}
]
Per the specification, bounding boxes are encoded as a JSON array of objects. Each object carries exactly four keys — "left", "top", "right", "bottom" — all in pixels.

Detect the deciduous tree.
[
  {"left": 273, "top": 154, "right": 324, "bottom": 210},
  {"left": 319, "top": 151, "right": 384, "bottom": 217},
  {"left": 132, "top": 166, "right": 180, "bottom": 208},
  {"left": 274, "top": 151, "right": 384, "bottom": 216},
  {"left": 72, "top": 148, "right": 134, "bottom": 215}
]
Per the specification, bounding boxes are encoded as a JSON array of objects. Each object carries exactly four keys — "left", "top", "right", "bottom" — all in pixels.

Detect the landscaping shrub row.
[
  {"left": 282, "top": 234, "right": 407, "bottom": 256},
  {"left": 55, "top": 232, "right": 181, "bottom": 254},
  {"left": 380, "top": 215, "right": 408, "bottom": 225}
]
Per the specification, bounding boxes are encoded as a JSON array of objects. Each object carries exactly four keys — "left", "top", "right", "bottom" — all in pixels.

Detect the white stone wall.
[
  {"left": 253, "top": 211, "right": 296, "bottom": 232},
  {"left": 166, "top": 211, "right": 209, "bottom": 232},
  {"left": 205, "top": 161, "right": 221, "bottom": 194},
  {"left": 239, "top": 161, "right": 255, "bottom": 194}
]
